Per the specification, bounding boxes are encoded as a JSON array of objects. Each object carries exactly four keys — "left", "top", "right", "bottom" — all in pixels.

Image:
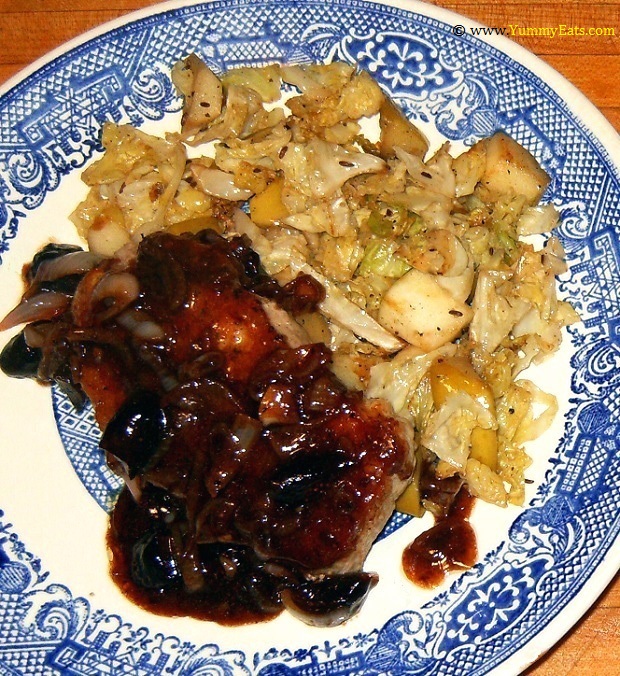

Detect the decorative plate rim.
[
  {"left": 3, "top": 0, "right": 620, "bottom": 159},
  {"left": 0, "top": 1, "right": 619, "bottom": 675}
]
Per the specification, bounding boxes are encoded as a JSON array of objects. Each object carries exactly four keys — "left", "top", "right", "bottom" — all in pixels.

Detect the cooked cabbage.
[
  {"left": 71, "top": 56, "right": 579, "bottom": 514},
  {"left": 71, "top": 123, "right": 189, "bottom": 253}
]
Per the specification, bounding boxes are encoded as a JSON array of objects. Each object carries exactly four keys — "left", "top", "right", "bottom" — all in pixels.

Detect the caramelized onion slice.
[
  {"left": 0, "top": 292, "right": 70, "bottom": 331},
  {"left": 26, "top": 243, "right": 84, "bottom": 282},
  {"left": 32, "top": 250, "right": 102, "bottom": 284}
]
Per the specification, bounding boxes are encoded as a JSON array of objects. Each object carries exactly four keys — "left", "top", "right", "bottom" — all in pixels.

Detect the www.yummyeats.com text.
[{"left": 451, "top": 24, "right": 616, "bottom": 38}]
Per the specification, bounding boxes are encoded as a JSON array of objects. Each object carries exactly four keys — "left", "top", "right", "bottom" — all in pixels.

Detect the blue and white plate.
[{"left": 0, "top": 1, "right": 619, "bottom": 674}]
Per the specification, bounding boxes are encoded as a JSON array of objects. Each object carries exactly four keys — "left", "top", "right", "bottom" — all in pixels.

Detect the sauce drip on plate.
[{"left": 402, "top": 488, "right": 477, "bottom": 588}]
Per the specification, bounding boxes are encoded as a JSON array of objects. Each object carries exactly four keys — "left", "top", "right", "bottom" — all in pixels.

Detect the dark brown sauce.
[
  {"left": 108, "top": 488, "right": 283, "bottom": 625},
  {"left": 1, "top": 228, "right": 431, "bottom": 625},
  {"left": 402, "top": 488, "right": 477, "bottom": 588},
  {"left": 96, "top": 230, "right": 413, "bottom": 626}
]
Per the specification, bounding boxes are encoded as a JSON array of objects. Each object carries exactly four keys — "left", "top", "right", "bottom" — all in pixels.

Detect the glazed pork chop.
[{"left": 1, "top": 228, "right": 415, "bottom": 626}]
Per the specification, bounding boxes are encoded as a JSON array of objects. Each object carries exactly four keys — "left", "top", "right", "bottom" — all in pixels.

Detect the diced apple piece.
[
  {"left": 249, "top": 177, "right": 289, "bottom": 226},
  {"left": 395, "top": 454, "right": 425, "bottom": 518},
  {"left": 429, "top": 356, "right": 498, "bottom": 471}
]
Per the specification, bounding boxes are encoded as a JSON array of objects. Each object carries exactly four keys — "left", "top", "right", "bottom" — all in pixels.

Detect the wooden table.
[{"left": 0, "top": 1, "right": 618, "bottom": 674}]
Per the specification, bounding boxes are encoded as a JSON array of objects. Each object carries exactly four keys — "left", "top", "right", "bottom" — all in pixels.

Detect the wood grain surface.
[{"left": 0, "top": 1, "right": 618, "bottom": 674}]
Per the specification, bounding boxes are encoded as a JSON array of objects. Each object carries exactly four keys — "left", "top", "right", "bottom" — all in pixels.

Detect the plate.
[{"left": 1, "top": 1, "right": 619, "bottom": 674}]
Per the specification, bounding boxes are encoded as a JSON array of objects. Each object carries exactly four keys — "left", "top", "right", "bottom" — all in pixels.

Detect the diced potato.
[
  {"left": 478, "top": 132, "right": 549, "bottom": 205},
  {"left": 429, "top": 356, "right": 498, "bottom": 471},
  {"left": 377, "top": 268, "right": 472, "bottom": 352},
  {"left": 249, "top": 177, "right": 289, "bottom": 226},
  {"left": 378, "top": 95, "right": 429, "bottom": 159}
]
